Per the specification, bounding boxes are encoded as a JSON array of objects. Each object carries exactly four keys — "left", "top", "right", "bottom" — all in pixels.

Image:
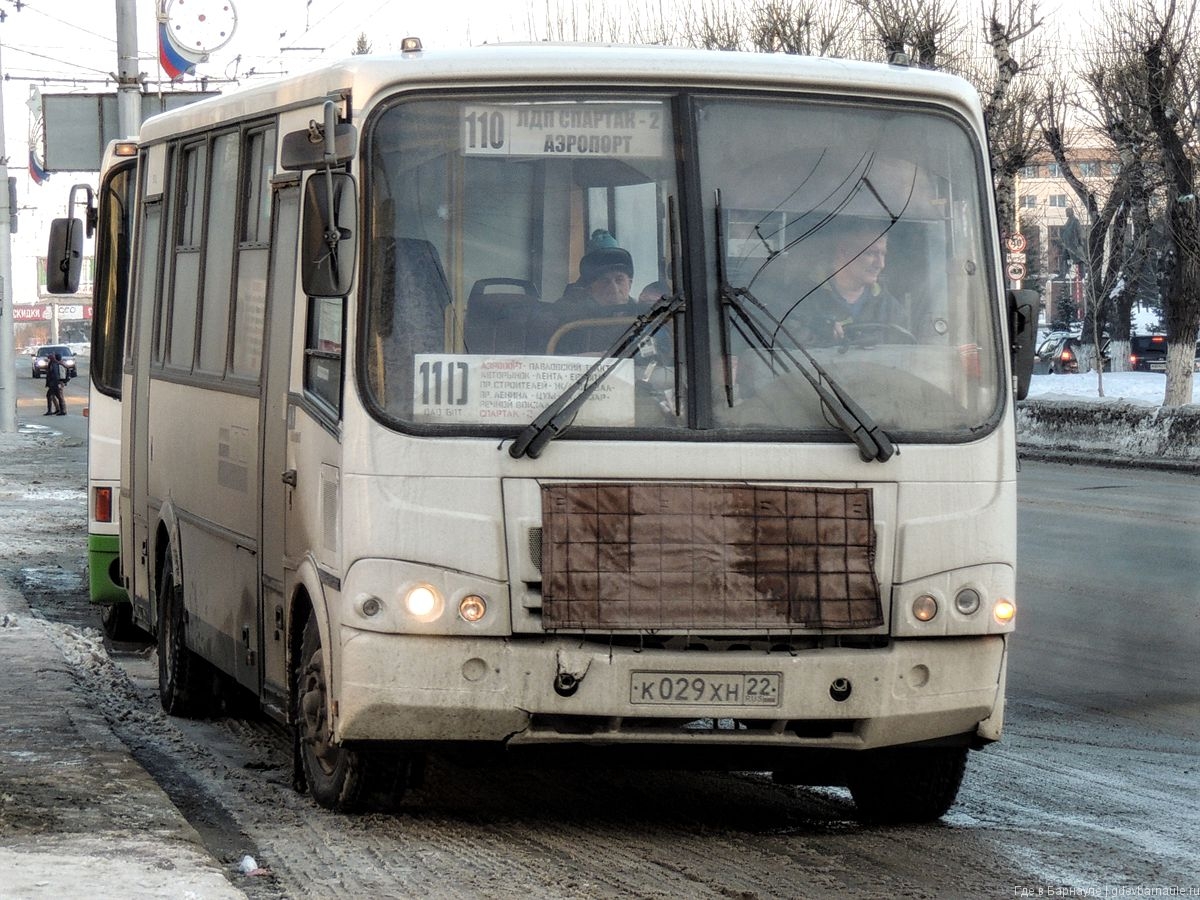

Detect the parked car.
[
  {"left": 1034, "top": 333, "right": 1110, "bottom": 374},
  {"left": 1129, "top": 334, "right": 1168, "bottom": 372},
  {"left": 1128, "top": 334, "right": 1200, "bottom": 372},
  {"left": 31, "top": 345, "right": 77, "bottom": 380}
]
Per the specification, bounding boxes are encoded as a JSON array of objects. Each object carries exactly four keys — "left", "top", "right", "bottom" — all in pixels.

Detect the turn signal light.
[{"left": 993, "top": 598, "right": 1016, "bottom": 624}]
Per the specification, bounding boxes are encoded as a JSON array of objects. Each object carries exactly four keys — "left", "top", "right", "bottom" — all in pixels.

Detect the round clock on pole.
[{"left": 158, "top": 0, "right": 238, "bottom": 79}]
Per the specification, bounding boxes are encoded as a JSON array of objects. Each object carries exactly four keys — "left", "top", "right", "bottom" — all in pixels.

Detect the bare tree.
[
  {"left": 848, "top": 0, "right": 968, "bottom": 67},
  {"left": 1073, "top": 19, "right": 1161, "bottom": 373},
  {"left": 685, "top": 0, "right": 748, "bottom": 50},
  {"left": 747, "top": 0, "right": 865, "bottom": 56},
  {"left": 978, "top": 1, "right": 1045, "bottom": 238},
  {"left": 524, "top": 0, "right": 627, "bottom": 42},
  {"left": 1129, "top": 0, "right": 1200, "bottom": 405},
  {"left": 1039, "top": 79, "right": 1127, "bottom": 385}
]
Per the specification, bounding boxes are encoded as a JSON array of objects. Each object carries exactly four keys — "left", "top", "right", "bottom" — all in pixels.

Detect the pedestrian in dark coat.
[{"left": 44, "top": 354, "right": 65, "bottom": 415}]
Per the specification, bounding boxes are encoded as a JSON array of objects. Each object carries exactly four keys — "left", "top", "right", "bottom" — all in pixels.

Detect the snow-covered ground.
[
  {"left": 1020, "top": 371, "right": 1200, "bottom": 466},
  {"left": 1026, "top": 371, "right": 1200, "bottom": 407}
]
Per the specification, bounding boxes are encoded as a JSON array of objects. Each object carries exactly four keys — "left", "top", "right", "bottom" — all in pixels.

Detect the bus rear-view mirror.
[
  {"left": 47, "top": 217, "right": 84, "bottom": 294},
  {"left": 301, "top": 171, "right": 358, "bottom": 298},
  {"left": 1007, "top": 288, "right": 1038, "bottom": 400}
]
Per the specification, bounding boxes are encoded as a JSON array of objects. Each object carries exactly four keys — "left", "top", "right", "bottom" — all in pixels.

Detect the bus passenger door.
[{"left": 258, "top": 177, "right": 300, "bottom": 719}]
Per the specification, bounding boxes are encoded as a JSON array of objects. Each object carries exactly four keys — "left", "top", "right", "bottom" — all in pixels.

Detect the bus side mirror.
[
  {"left": 47, "top": 217, "right": 84, "bottom": 294},
  {"left": 301, "top": 171, "right": 358, "bottom": 298},
  {"left": 1007, "top": 288, "right": 1038, "bottom": 400}
]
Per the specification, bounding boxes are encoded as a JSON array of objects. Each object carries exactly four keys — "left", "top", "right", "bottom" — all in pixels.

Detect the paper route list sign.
[{"left": 412, "top": 354, "right": 635, "bottom": 426}]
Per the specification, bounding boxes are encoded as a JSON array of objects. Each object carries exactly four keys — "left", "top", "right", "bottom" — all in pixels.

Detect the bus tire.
[
  {"left": 157, "top": 553, "right": 213, "bottom": 718},
  {"left": 846, "top": 745, "right": 968, "bottom": 824},
  {"left": 295, "top": 615, "right": 408, "bottom": 812},
  {"left": 100, "top": 600, "right": 144, "bottom": 642}
]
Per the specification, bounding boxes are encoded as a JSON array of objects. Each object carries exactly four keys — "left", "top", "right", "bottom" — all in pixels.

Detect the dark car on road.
[
  {"left": 1034, "top": 332, "right": 1110, "bottom": 375},
  {"left": 31, "top": 345, "right": 77, "bottom": 380}
]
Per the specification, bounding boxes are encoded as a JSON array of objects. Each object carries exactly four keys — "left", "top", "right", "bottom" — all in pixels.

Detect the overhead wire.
[{"left": 8, "top": 0, "right": 116, "bottom": 45}]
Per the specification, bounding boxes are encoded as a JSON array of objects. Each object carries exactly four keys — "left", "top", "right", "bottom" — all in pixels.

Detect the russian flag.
[
  {"left": 159, "top": 21, "right": 197, "bottom": 80},
  {"left": 29, "top": 149, "right": 49, "bottom": 185}
]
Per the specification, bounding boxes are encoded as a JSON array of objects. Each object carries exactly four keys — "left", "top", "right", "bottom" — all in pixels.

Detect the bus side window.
[{"left": 304, "top": 296, "right": 344, "bottom": 416}]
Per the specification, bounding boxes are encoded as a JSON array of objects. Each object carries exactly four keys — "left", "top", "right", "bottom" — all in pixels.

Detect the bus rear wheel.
[
  {"left": 157, "top": 553, "right": 213, "bottom": 718},
  {"left": 100, "top": 600, "right": 145, "bottom": 642},
  {"left": 846, "top": 745, "right": 968, "bottom": 824},
  {"left": 295, "top": 615, "right": 408, "bottom": 812}
]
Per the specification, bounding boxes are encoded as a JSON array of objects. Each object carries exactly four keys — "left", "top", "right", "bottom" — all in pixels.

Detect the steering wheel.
[
  {"left": 842, "top": 322, "right": 917, "bottom": 346},
  {"left": 546, "top": 316, "right": 638, "bottom": 355}
]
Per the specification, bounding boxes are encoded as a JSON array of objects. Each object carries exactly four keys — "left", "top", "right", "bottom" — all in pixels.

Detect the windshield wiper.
[
  {"left": 715, "top": 191, "right": 893, "bottom": 462},
  {"left": 726, "top": 283, "right": 894, "bottom": 462},
  {"left": 507, "top": 293, "right": 686, "bottom": 460}
]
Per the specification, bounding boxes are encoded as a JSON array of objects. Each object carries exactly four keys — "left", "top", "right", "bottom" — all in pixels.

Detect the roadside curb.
[{"left": 1017, "top": 399, "right": 1200, "bottom": 475}]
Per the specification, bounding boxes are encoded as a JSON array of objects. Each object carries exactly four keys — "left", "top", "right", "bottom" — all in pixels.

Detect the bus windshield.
[
  {"left": 91, "top": 159, "right": 136, "bottom": 398},
  {"left": 362, "top": 90, "right": 1001, "bottom": 443}
]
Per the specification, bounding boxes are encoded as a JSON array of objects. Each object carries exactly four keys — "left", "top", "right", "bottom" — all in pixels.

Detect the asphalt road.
[
  {"left": 4, "top": 396, "right": 1197, "bottom": 898},
  {"left": 14, "top": 354, "right": 90, "bottom": 439},
  {"left": 1013, "top": 460, "right": 1200, "bottom": 740}
]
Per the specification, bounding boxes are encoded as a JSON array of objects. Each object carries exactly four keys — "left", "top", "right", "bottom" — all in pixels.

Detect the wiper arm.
[
  {"left": 508, "top": 294, "right": 686, "bottom": 460},
  {"left": 725, "top": 284, "right": 895, "bottom": 463}
]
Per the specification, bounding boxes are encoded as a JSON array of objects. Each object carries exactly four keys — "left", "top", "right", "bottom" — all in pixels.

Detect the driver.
[{"left": 797, "top": 218, "right": 908, "bottom": 343}]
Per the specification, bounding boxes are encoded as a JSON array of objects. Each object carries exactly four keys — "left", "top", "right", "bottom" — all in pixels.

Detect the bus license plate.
[{"left": 629, "top": 672, "right": 782, "bottom": 706}]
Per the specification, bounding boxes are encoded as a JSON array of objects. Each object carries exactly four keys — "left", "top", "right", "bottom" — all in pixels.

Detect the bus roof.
[{"left": 137, "top": 43, "right": 985, "bottom": 143}]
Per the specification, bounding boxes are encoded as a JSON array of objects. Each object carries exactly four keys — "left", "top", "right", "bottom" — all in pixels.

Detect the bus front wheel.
[
  {"left": 846, "top": 744, "right": 968, "bottom": 824},
  {"left": 157, "top": 553, "right": 213, "bottom": 718},
  {"left": 295, "top": 615, "right": 408, "bottom": 812}
]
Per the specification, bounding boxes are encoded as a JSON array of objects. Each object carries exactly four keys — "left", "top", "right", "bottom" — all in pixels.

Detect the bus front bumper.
[{"left": 335, "top": 632, "right": 1007, "bottom": 751}]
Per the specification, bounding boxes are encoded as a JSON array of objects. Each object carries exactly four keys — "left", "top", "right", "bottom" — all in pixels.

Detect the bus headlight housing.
[
  {"left": 342, "top": 560, "right": 510, "bottom": 637},
  {"left": 891, "top": 564, "right": 1015, "bottom": 636}
]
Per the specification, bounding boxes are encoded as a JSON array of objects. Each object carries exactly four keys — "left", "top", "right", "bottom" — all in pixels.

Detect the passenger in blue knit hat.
[
  {"left": 563, "top": 229, "right": 636, "bottom": 307},
  {"left": 552, "top": 230, "right": 671, "bottom": 357}
]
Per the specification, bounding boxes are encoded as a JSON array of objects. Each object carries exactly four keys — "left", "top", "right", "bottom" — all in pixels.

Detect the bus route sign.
[
  {"left": 462, "top": 102, "right": 667, "bottom": 158},
  {"left": 413, "top": 354, "right": 635, "bottom": 426}
]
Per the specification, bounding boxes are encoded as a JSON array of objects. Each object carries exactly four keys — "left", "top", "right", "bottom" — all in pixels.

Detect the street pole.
[
  {"left": 116, "top": 0, "right": 140, "bottom": 138},
  {"left": 0, "top": 40, "right": 15, "bottom": 434}
]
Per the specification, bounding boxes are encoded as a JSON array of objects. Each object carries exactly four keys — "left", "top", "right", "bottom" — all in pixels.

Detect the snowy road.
[{"left": 6, "top": 423, "right": 1199, "bottom": 898}]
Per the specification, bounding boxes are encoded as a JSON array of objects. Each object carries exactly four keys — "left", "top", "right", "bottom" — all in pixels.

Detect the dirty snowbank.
[{"left": 1018, "top": 372, "right": 1200, "bottom": 467}]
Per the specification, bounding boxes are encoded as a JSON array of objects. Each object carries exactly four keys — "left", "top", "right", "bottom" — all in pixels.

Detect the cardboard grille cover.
[{"left": 541, "top": 482, "right": 882, "bottom": 630}]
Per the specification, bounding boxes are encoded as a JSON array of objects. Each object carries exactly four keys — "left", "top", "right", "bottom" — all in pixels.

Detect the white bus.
[
  {"left": 92, "top": 42, "right": 1037, "bottom": 820},
  {"left": 47, "top": 141, "right": 139, "bottom": 639}
]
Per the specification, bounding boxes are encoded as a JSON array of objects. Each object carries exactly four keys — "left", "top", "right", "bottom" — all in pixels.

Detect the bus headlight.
[
  {"left": 458, "top": 594, "right": 488, "bottom": 623},
  {"left": 403, "top": 584, "right": 442, "bottom": 622},
  {"left": 912, "top": 594, "right": 938, "bottom": 622}
]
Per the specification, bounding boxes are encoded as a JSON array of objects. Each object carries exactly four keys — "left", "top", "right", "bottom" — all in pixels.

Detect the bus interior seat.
[
  {"left": 464, "top": 277, "right": 556, "bottom": 354},
  {"left": 390, "top": 238, "right": 453, "bottom": 347}
]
